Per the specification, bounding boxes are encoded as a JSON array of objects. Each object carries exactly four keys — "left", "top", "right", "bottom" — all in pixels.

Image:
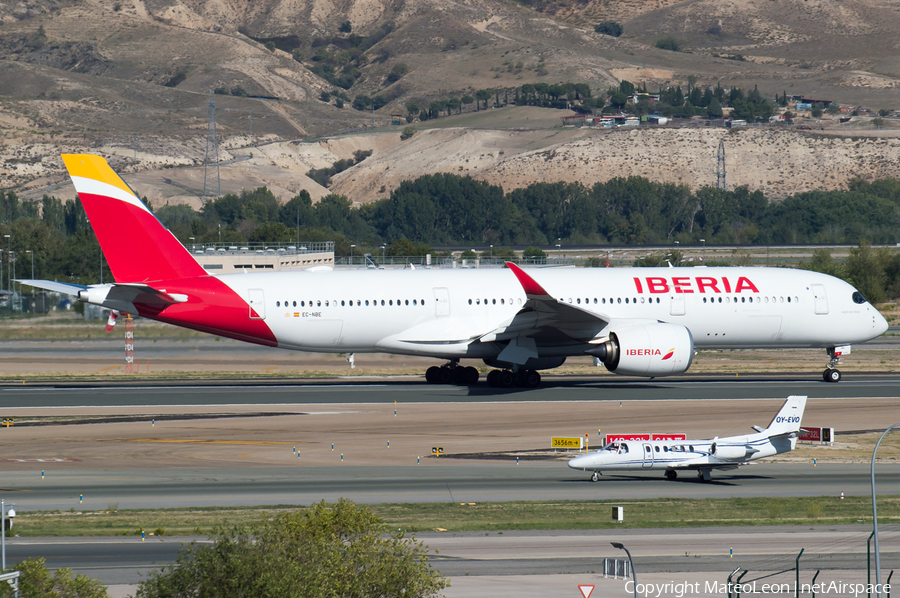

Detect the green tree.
[
  {"left": 461, "top": 95, "right": 475, "bottom": 111},
  {"left": 339, "top": 20, "right": 352, "bottom": 33},
  {"left": 475, "top": 89, "right": 491, "bottom": 110},
  {"left": 135, "top": 500, "right": 446, "bottom": 598},
  {"left": 523, "top": 246, "right": 547, "bottom": 260},
  {"left": 386, "top": 62, "right": 409, "bottom": 83},
  {"left": 0, "top": 558, "right": 108, "bottom": 598},
  {"left": 811, "top": 103, "right": 824, "bottom": 118},
  {"left": 845, "top": 242, "right": 887, "bottom": 304}
]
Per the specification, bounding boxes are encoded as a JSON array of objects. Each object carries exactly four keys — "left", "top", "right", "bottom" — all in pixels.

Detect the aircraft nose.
[
  {"left": 568, "top": 454, "right": 592, "bottom": 470},
  {"left": 876, "top": 310, "right": 889, "bottom": 336}
]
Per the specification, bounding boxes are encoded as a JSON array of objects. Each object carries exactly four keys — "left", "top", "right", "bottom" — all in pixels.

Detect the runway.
[
  {"left": 4, "top": 373, "right": 900, "bottom": 408},
  {"left": 1, "top": 463, "right": 897, "bottom": 511}
]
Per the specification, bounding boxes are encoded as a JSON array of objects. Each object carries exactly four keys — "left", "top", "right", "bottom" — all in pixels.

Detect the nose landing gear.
[{"left": 822, "top": 347, "right": 842, "bottom": 383}]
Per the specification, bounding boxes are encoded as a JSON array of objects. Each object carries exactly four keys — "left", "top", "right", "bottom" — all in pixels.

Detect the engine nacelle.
[
  {"left": 483, "top": 357, "right": 566, "bottom": 371},
  {"left": 587, "top": 322, "right": 693, "bottom": 377},
  {"left": 711, "top": 443, "right": 754, "bottom": 461}
]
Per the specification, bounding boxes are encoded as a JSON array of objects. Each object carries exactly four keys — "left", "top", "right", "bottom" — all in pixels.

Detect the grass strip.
[{"left": 10, "top": 496, "right": 900, "bottom": 537}]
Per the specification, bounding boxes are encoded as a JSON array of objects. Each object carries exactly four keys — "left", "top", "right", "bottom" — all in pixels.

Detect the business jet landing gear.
[
  {"left": 425, "top": 364, "right": 479, "bottom": 386},
  {"left": 697, "top": 470, "right": 712, "bottom": 482},
  {"left": 486, "top": 369, "right": 541, "bottom": 388},
  {"left": 590, "top": 472, "right": 600, "bottom": 482},
  {"left": 665, "top": 470, "right": 677, "bottom": 480},
  {"left": 822, "top": 348, "right": 842, "bottom": 383}
]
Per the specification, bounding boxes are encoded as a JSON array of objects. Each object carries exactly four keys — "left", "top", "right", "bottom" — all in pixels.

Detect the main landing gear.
[
  {"left": 822, "top": 347, "right": 842, "bottom": 383},
  {"left": 665, "top": 470, "right": 677, "bottom": 480},
  {"left": 425, "top": 363, "right": 480, "bottom": 386},
  {"left": 486, "top": 369, "right": 541, "bottom": 388}
]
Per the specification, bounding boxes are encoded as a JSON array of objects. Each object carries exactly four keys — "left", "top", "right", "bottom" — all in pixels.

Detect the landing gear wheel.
[
  {"left": 425, "top": 366, "right": 440, "bottom": 384},
  {"left": 438, "top": 367, "right": 453, "bottom": 384},
  {"left": 464, "top": 366, "right": 480, "bottom": 385},
  {"left": 487, "top": 370, "right": 500, "bottom": 387},
  {"left": 824, "top": 368, "right": 841, "bottom": 383},
  {"left": 451, "top": 366, "right": 467, "bottom": 385},
  {"left": 665, "top": 470, "right": 677, "bottom": 480},
  {"left": 499, "top": 370, "right": 516, "bottom": 388},
  {"left": 590, "top": 472, "right": 599, "bottom": 482},
  {"left": 522, "top": 370, "right": 541, "bottom": 388}
]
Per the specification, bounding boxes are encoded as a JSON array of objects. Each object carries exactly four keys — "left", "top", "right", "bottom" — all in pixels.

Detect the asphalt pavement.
[{"left": 4, "top": 374, "right": 900, "bottom": 408}]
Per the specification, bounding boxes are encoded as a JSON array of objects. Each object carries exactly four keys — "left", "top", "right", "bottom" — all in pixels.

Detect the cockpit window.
[{"left": 852, "top": 291, "right": 867, "bottom": 304}]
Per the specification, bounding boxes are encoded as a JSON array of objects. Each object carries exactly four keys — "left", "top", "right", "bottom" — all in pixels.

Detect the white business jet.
[
  {"left": 568, "top": 395, "right": 807, "bottom": 481},
  {"left": 18, "top": 155, "right": 888, "bottom": 388}
]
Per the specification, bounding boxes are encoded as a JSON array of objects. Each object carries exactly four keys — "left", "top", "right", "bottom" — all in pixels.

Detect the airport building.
[{"left": 190, "top": 242, "right": 335, "bottom": 273}]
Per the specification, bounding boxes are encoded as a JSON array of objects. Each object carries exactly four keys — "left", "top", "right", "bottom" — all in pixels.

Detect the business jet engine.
[
  {"left": 587, "top": 322, "right": 694, "bottom": 377},
  {"left": 710, "top": 443, "right": 757, "bottom": 461}
]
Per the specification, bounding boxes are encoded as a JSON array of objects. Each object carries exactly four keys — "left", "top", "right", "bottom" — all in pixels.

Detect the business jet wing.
[{"left": 478, "top": 263, "right": 609, "bottom": 344}]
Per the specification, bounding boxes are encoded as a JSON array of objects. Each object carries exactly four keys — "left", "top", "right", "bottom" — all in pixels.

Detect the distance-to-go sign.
[{"left": 551, "top": 437, "right": 583, "bottom": 449}]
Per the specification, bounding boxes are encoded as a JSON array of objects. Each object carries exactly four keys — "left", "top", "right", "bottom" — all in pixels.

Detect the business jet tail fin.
[{"left": 765, "top": 395, "right": 807, "bottom": 435}]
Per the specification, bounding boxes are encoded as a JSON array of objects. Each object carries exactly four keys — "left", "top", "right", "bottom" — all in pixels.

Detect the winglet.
[{"left": 506, "top": 262, "right": 553, "bottom": 299}]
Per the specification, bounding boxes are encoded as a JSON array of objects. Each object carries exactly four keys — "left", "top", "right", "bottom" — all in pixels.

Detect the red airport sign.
[
  {"left": 604, "top": 433, "right": 651, "bottom": 444},
  {"left": 799, "top": 427, "right": 822, "bottom": 442},
  {"left": 603, "top": 433, "right": 687, "bottom": 444}
]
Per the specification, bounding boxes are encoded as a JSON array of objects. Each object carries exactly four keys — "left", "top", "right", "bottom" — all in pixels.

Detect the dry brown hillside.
[{"left": 2, "top": 0, "right": 899, "bottom": 201}]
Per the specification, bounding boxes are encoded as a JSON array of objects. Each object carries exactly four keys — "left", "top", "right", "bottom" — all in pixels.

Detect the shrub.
[
  {"left": 594, "top": 21, "right": 623, "bottom": 37},
  {"left": 655, "top": 36, "right": 681, "bottom": 52},
  {"left": 400, "top": 126, "right": 416, "bottom": 140}
]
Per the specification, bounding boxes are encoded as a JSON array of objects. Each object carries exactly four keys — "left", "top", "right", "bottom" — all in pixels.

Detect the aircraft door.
[
  {"left": 433, "top": 287, "right": 450, "bottom": 317},
  {"left": 248, "top": 288, "right": 265, "bottom": 320},
  {"left": 642, "top": 443, "right": 654, "bottom": 468},
  {"left": 811, "top": 284, "right": 828, "bottom": 314},
  {"left": 670, "top": 295, "right": 686, "bottom": 316}
]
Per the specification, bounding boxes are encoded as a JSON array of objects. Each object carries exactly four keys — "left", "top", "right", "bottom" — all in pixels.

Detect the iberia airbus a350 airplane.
[{"left": 20, "top": 155, "right": 888, "bottom": 387}]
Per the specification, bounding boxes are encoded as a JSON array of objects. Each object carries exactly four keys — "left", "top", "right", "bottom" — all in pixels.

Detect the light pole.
[
  {"left": 189, "top": 236, "right": 195, "bottom": 251},
  {"left": 611, "top": 541, "right": 637, "bottom": 598},
  {"left": 380, "top": 245, "right": 386, "bottom": 265},
  {"left": 218, "top": 223, "right": 222, "bottom": 244},
  {"left": 490, "top": 244, "right": 493, "bottom": 263},
  {"left": 25, "top": 250, "right": 33, "bottom": 280},
  {"left": 556, "top": 238, "right": 561, "bottom": 264},
  {"left": 1, "top": 499, "right": 15, "bottom": 571},
  {"left": 700, "top": 238, "right": 706, "bottom": 262},
  {"left": 350, "top": 244, "right": 356, "bottom": 266},
  {"left": 3, "top": 234, "right": 9, "bottom": 292},
  {"left": 871, "top": 422, "right": 900, "bottom": 598}
]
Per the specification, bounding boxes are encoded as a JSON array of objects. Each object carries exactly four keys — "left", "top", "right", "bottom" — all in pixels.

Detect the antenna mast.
[{"left": 203, "top": 90, "right": 221, "bottom": 201}]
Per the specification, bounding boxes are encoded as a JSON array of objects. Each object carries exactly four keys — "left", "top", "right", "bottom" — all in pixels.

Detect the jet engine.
[
  {"left": 587, "top": 322, "right": 693, "bottom": 377},
  {"left": 710, "top": 443, "right": 756, "bottom": 461}
]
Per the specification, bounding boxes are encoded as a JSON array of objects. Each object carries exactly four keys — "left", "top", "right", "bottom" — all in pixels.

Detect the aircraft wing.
[
  {"left": 16, "top": 279, "right": 88, "bottom": 296},
  {"left": 478, "top": 263, "right": 610, "bottom": 345}
]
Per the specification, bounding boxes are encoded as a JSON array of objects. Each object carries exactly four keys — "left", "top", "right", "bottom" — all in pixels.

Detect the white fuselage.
[
  {"left": 567, "top": 432, "right": 793, "bottom": 472},
  {"left": 213, "top": 265, "right": 887, "bottom": 359}
]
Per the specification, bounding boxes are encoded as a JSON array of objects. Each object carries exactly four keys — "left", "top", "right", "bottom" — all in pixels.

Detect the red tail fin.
[{"left": 62, "top": 154, "right": 206, "bottom": 283}]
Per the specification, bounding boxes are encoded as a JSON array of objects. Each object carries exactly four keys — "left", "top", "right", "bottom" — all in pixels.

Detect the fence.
[{"left": 604, "top": 557, "right": 631, "bottom": 579}]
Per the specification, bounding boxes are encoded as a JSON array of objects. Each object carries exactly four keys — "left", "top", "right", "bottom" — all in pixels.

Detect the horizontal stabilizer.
[{"left": 16, "top": 279, "right": 88, "bottom": 295}]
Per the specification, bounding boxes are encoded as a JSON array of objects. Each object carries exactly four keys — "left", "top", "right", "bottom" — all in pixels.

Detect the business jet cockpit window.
[
  {"left": 852, "top": 291, "right": 867, "bottom": 304},
  {"left": 601, "top": 442, "right": 629, "bottom": 454}
]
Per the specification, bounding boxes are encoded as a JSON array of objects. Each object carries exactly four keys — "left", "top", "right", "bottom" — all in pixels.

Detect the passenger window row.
[
  {"left": 276, "top": 299, "right": 427, "bottom": 308},
  {"left": 702, "top": 296, "right": 798, "bottom": 304}
]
